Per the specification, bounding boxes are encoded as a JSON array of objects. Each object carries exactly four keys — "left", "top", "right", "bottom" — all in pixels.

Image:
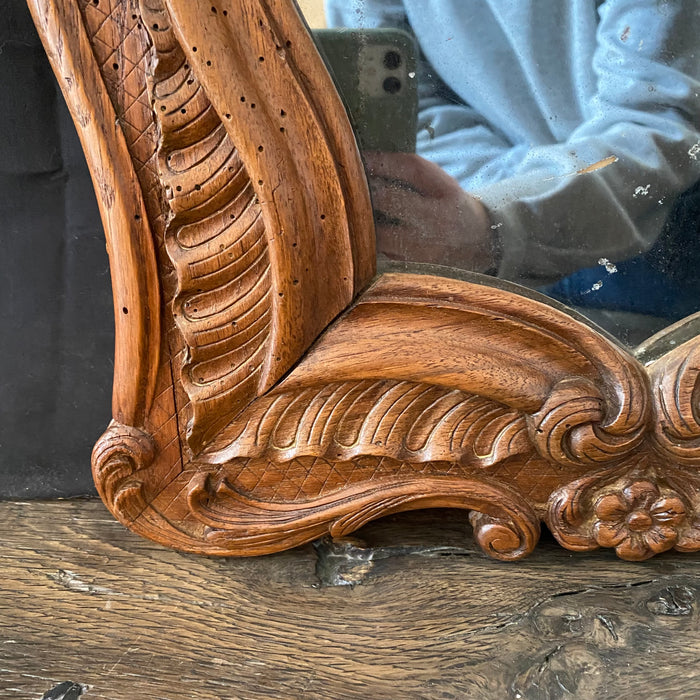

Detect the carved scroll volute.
[
  {"left": 162, "top": 1, "right": 376, "bottom": 385},
  {"left": 28, "top": 0, "right": 160, "bottom": 428},
  {"left": 649, "top": 335, "right": 700, "bottom": 461}
]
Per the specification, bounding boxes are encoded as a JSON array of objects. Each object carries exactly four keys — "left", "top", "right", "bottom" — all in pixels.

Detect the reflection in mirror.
[{"left": 299, "top": 0, "right": 700, "bottom": 345}]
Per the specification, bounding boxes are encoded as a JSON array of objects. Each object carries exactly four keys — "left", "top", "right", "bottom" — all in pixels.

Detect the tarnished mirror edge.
[{"left": 27, "top": 0, "right": 700, "bottom": 562}]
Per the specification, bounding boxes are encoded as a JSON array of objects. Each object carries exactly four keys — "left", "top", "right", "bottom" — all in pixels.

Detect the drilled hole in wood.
[
  {"left": 122, "top": 307, "right": 128, "bottom": 314},
  {"left": 195, "top": 184, "right": 201, "bottom": 191},
  {"left": 211, "top": 5, "right": 217, "bottom": 12},
  {"left": 112, "top": 63, "right": 119, "bottom": 70},
  {"left": 280, "top": 127, "right": 285, "bottom": 133},
  {"left": 259, "top": 56, "right": 265, "bottom": 62},
  {"left": 292, "top": 279, "right": 299, "bottom": 285},
  {"left": 258, "top": 179, "right": 263, "bottom": 185},
  {"left": 176, "top": 185, "right": 182, "bottom": 192},
  {"left": 258, "top": 145, "right": 264, "bottom": 152},
  {"left": 223, "top": 9, "right": 228, "bottom": 16},
  {"left": 152, "top": 23, "right": 159, "bottom": 29},
  {"left": 206, "top": 60, "right": 212, "bottom": 66},
  {"left": 181, "top": 108, "right": 186, "bottom": 114},
  {"left": 286, "top": 40, "right": 292, "bottom": 48},
  {"left": 134, "top": 214, "right": 141, "bottom": 220},
  {"left": 280, "top": 109, "right": 286, "bottom": 117},
  {"left": 240, "top": 96, "right": 245, "bottom": 102},
  {"left": 192, "top": 46, "right": 197, "bottom": 52},
  {"left": 320, "top": 214, "right": 326, "bottom": 220},
  {"left": 251, "top": 103, "right": 256, "bottom": 109},
  {"left": 187, "top": 79, "right": 194, "bottom": 85},
  {"left": 225, "top": 113, "right": 231, "bottom": 119},
  {"left": 160, "top": 105, "right": 166, "bottom": 111}
]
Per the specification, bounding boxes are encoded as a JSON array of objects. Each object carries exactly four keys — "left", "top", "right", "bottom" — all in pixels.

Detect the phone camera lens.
[
  {"left": 383, "top": 50, "right": 402, "bottom": 70},
  {"left": 383, "top": 76, "right": 402, "bottom": 94}
]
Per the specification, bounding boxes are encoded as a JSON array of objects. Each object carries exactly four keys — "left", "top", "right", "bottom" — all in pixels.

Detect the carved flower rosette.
[
  {"left": 547, "top": 458, "right": 700, "bottom": 561},
  {"left": 547, "top": 339, "right": 700, "bottom": 560}
]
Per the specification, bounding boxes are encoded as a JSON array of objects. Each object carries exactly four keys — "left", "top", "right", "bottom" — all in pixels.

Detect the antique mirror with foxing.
[{"left": 26, "top": 0, "right": 700, "bottom": 561}]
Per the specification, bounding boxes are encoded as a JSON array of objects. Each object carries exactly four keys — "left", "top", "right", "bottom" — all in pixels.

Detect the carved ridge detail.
[
  {"left": 141, "top": 0, "right": 272, "bottom": 451},
  {"left": 29, "top": 0, "right": 161, "bottom": 426}
]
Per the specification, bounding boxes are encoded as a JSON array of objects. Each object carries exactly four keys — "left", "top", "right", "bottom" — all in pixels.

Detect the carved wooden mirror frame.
[{"left": 27, "top": 0, "right": 700, "bottom": 561}]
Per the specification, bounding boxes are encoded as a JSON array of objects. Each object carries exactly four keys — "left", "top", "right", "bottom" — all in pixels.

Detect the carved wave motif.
[
  {"left": 141, "top": 0, "right": 272, "bottom": 451},
  {"left": 200, "top": 379, "right": 531, "bottom": 468}
]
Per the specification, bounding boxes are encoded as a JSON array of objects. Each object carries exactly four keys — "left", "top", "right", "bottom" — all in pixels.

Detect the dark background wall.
[{"left": 1, "top": 1, "right": 113, "bottom": 497}]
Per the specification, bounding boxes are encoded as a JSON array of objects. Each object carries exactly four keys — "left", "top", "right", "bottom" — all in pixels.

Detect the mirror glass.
[{"left": 298, "top": 0, "right": 700, "bottom": 346}]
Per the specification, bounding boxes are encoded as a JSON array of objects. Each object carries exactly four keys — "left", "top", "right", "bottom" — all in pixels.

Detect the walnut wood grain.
[{"left": 27, "top": 0, "right": 700, "bottom": 562}]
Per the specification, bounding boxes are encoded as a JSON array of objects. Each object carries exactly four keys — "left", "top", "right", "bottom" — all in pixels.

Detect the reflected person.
[{"left": 325, "top": 0, "right": 700, "bottom": 309}]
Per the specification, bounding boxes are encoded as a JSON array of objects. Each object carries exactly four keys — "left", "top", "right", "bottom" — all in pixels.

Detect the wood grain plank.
[{"left": 2, "top": 500, "right": 700, "bottom": 699}]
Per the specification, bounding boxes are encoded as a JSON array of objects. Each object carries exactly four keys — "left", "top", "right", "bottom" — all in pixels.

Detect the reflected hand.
[{"left": 364, "top": 152, "right": 498, "bottom": 273}]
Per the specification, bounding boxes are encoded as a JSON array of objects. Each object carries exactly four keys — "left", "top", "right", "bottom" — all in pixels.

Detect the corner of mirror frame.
[{"left": 27, "top": 0, "right": 700, "bottom": 562}]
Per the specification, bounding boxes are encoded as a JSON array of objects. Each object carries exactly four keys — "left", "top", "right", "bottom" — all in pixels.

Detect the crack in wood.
[{"left": 41, "top": 681, "right": 88, "bottom": 700}]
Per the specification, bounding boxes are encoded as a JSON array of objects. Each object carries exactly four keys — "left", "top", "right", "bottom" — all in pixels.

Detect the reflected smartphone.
[{"left": 313, "top": 29, "right": 418, "bottom": 153}]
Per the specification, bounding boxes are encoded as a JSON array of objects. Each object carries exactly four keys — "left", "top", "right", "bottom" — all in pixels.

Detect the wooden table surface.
[{"left": 2, "top": 500, "right": 700, "bottom": 699}]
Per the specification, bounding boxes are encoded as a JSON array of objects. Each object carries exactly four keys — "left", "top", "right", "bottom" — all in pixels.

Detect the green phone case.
[{"left": 313, "top": 28, "right": 418, "bottom": 153}]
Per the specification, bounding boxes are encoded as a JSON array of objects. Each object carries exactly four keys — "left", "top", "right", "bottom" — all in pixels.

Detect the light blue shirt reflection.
[{"left": 325, "top": 0, "right": 700, "bottom": 299}]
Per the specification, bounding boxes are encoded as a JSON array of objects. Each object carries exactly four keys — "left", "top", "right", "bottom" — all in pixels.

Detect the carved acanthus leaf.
[{"left": 200, "top": 379, "right": 531, "bottom": 467}]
